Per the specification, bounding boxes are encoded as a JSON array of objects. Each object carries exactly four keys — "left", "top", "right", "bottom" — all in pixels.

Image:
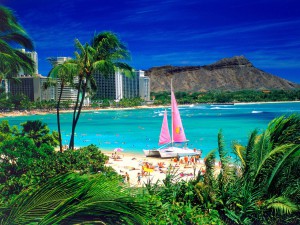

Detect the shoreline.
[{"left": 0, "top": 100, "right": 299, "bottom": 118}]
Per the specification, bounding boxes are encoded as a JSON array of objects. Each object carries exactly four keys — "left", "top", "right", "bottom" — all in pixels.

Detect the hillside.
[{"left": 145, "top": 56, "right": 300, "bottom": 92}]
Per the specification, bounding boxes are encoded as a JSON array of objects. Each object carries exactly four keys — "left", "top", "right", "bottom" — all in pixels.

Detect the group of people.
[
  {"left": 111, "top": 152, "right": 122, "bottom": 160},
  {"left": 116, "top": 150, "right": 203, "bottom": 187},
  {"left": 172, "top": 154, "right": 201, "bottom": 166}
]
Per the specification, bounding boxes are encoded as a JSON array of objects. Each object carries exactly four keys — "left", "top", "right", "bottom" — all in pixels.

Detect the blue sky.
[{"left": 2, "top": 0, "right": 300, "bottom": 83}]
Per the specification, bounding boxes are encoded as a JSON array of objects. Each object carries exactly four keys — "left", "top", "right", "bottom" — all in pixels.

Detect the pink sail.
[
  {"left": 159, "top": 110, "right": 171, "bottom": 145},
  {"left": 171, "top": 90, "right": 187, "bottom": 143}
]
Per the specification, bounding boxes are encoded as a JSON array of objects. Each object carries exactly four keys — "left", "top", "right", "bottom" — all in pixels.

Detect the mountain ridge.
[{"left": 145, "top": 56, "right": 299, "bottom": 92}]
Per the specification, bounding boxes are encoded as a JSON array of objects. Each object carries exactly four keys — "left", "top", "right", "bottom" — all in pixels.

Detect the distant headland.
[{"left": 146, "top": 56, "right": 300, "bottom": 92}]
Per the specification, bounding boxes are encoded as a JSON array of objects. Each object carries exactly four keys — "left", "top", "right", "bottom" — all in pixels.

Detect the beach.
[
  {"left": 102, "top": 151, "right": 209, "bottom": 187},
  {"left": 0, "top": 105, "right": 163, "bottom": 118}
]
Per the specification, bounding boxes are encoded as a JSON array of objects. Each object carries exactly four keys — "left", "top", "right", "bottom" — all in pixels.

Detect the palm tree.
[
  {"left": 194, "top": 114, "right": 300, "bottom": 224},
  {"left": 68, "top": 32, "right": 133, "bottom": 149},
  {"left": 47, "top": 60, "right": 78, "bottom": 152},
  {"left": 221, "top": 114, "right": 300, "bottom": 224},
  {"left": 1, "top": 173, "right": 149, "bottom": 225},
  {"left": 0, "top": 6, "right": 35, "bottom": 83}
]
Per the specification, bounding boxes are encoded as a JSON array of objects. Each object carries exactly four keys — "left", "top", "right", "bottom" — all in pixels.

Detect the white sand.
[{"left": 104, "top": 151, "right": 208, "bottom": 187}]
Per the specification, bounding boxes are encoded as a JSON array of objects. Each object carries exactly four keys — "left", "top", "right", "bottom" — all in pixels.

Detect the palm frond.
[
  {"left": 217, "top": 130, "right": 232, "bottom": 180},
  {"left": 93, "top": 60, "right": 115, "bottom": 77},
  {"left": 114, "top": 62, "right": 134, "bottom": 77},
  {"left": 74, "top": 38, "right": 85, "bottom": 53},
  {"left": 253, "top": 143, "right": 298, "bottom": 189},
  {"left": 14, "top": 49, "right": 35, "bottom": 73},
  {"left": 268, "top": 114, "right": 300, "bottom": 146},
  {"left": 243, "top": 130, "right": 258, "bottom": 183},
  {"left": 232, "top": 143, "right": 245, "bottom": 167},
  {"left": 1, "top": 32, "right": 34, "bottom": 50},
  {"left": 0, "top": 6, "right": 25, "bottom": 33},
  {"left": 265, "top": 144, "right": 300, "bottom": 191},
  {"left": 0, "top": 6, "right": 34, "bottom": 50},
  {"left": 265, "top": 196, "right": 298, "bottom": 215},
  {"left": 2, "top": 173, "right": 148, "bottom": 225},
  {"left": 204, "top": 149, "right": 216, "bottom": 187}
]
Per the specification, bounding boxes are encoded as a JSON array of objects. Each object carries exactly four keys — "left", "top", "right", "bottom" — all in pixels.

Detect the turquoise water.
[{"left": 2, "top": 102, "right": 300, "bottom": 156}]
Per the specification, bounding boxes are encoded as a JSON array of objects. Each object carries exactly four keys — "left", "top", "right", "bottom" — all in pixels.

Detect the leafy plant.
[{"left": 1, "top": 173, "right": 149, "bottom": 225}]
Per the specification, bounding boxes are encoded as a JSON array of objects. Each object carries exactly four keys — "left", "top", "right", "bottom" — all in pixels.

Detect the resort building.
[
  {"left": 93, "top": 70, "right": 119, "bottom": 100},
  {"left": 47, "top": 57, "right": 90, "bottom": 106},
  {"left": 47, "top": 57, "right": 71, "bottom": 67},
  {"left": 123, "top": 70, "right": 139, "bottom": 99},
  {"left": 138, "top": 70, "right": 151, "bottom": 101},
  {"left": 5, "top": 50, "right": 150, "bottom": 105},
  {"left": 18, "top": 49, "right": 38, "bottom": 75},
  {"left": 5, "top": 50, "right": 55, "bottom": 101},
  {"left": 93, "top": 69, "right": 150, "bottom": 101},
  {"left": 7, "top": 74, "right": 54, "bottom": 101}
]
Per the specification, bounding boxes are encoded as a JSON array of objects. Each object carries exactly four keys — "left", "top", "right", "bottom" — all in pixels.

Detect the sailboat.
[
  {"left": 143, "top": 110, "right": 170, "bottom": 157},
  {"left": 143, "top": 82, "right": 201, "bottom": 158}
]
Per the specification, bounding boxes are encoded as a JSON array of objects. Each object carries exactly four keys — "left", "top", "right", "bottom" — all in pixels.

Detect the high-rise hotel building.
[
  {"left": 6, "top": 49, "right": 55, "bottom": 101},
  {"left": 6, "top": 50, "right": 150, "bottom": 105},
  {"left": 8, "top": 74, "right": 55, "bottom": 101},
  {"left": 93, "top": 69, "right": 150, "bottom": 101},
  {"left": 138, "top": 70, "right": 150, "bottom": 101}
]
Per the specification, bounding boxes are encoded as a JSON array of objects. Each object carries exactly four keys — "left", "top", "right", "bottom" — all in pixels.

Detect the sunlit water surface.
[{"left": 2, "top": 102, "right": 300, "bottom": 156}]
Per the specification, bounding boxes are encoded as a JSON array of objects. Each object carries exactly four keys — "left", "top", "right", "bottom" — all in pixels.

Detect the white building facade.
[
  {"left": 93, "top": 69, "right": 150, "bottom": 102},
  {"left": 138, "top": 70, "right": 150, "bottom": 101},
  {"left": 47, "top": 57, "right": 90, "bottom": 106}
]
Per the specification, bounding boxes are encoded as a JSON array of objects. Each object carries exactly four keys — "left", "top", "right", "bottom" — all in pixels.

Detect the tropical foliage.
[
  {"left": 47, "top": 60, "right": 78, "bottom": 151},
  {"left": 1, "top": 5, "right": 299, "bottom": 225},
  {"left": 0, "top": 6, "right": 35, "bottom": 83},
  {"left": 1, "top": 173, "right": 148, "bottom": 225},
  {"left": 67, "top": 32, "right": 133, "bottom": 150},
  {"left": 152, "top": 89, "right": 300, "bottom": 105},
  {"left": 0, "top": 120, "right": 113, "bottom": 203},
  {"left": 0, "top": 114, "right": 299, "bottom": 224},
  {"left": 142, "top": 114, "right": 300, "bottom": 224}
]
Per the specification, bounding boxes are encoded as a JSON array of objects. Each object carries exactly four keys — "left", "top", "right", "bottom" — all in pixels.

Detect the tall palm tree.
[
  {"left": 47, "top": 60, "right": 78, "bottom": 152},
  {"left": 0, "top": 6, "right": 35, "bottom": 83},
  {"left": 68, "top": 32, "right": 133, "bottom": 149}
]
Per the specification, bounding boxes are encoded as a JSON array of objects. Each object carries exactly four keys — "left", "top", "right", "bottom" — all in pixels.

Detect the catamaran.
[{"left": 143, "top": 82, "right": 201, "bottom": 158}]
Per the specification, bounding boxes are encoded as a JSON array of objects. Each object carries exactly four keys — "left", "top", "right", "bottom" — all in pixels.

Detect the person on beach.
[
  {"left": 184, "top": 155, "right": 189, "bottom": 165},
  {"left": 137, "top": 172, "right": 141, "bottom": 185},
  {"left": 141, "top": 165, "right": 146, "bottom": 176},
  {"left": 122, "top": 174, "right": 126, "bottom": 183},
  {"left": 125, "top": 172, "right": 130, "bottom": 184}
]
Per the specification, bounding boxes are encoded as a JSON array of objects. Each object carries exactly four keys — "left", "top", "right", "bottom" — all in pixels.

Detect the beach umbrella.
[{"left": 114, "top": 147, "right": 124, "bottom": 152}]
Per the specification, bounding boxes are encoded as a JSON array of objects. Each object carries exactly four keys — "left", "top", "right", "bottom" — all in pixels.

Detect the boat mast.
[{"left": 171, "top": 78, "right": 174, "bottom": 145}]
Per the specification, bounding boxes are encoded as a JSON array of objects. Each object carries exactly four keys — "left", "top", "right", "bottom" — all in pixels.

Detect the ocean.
[{"left": 1, "top": 102, "right": 300, "bottom": 156}]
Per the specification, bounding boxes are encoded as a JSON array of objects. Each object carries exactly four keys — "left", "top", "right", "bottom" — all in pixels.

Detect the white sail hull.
[
  {"left": 143, "top": 149, "right": 161, "bottom": 157},
  {"left": 159, "top": 147, "right": 200, "bottom": 158}
]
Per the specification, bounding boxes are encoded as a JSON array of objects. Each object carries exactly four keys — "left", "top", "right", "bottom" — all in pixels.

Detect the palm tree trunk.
[
  {"left": 69, "top": 82, "right": 87, "bottom": 149},
  {"left": 73, "top": 83, "right": 86, "bottom": 130},
  {"left": 57, "top": 84, "right": 64, "bottom": 152},
  {"left": 69, "top": 77, "right": 83, "bottom": 149}
]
